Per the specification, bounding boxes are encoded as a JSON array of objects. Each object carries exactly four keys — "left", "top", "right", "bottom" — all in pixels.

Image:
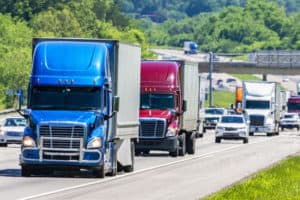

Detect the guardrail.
[{"left": 0, "top": 108, "right": 17, "bottom": 115}]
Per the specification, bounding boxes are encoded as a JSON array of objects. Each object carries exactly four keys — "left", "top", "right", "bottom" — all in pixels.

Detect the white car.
[
  {"left": 0, "top": 117, "right": 26, "bottom": 147},
  {"left": 215, "top": 115, "right": 249, "bottom": 144},
  {"left": 279, "top": 113, "right": 300, "bottom": 131}
]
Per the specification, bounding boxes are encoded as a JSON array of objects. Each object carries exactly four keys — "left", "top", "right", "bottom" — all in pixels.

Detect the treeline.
[
  {"left": 142, "top": 0, "right": 300, "bottom": 52},
  {"left": 122, "top": 0, "right": 300, "bottom": 22},
  {"left": 0, "top": 0, "right": 152, "bottom": 108}
]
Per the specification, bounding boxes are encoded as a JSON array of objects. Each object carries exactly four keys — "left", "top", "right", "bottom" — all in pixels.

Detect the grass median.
[
  {"left": 203, "top": 155, "right": 300, "bottom": 200},
  {"left": 205, "top": 90, "right": 235, "bottom": 108}
]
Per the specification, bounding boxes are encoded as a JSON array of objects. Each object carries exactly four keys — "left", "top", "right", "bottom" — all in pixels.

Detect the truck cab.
[
  {"left": 242, "top": 81, "right": 280, "bottom": 136},
  {"left": 183, "top": 41, "right": 198, "bottom": 55},
  {"left": 136, "top": 61, "right": 185, "bottom": 157}
]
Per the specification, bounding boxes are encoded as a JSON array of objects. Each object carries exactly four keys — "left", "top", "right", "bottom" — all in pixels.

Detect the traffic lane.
[
  {"left": 0, "top": 131, "right": 297, "bottom": 200},
  {"left": 31, "top": 133, "right": 300, "bottom": 200}
]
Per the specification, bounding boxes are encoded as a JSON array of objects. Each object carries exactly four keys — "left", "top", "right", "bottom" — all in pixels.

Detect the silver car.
[
  {"left": 215, "top": 115, "right": 249, "bottom": 144},
  {"left": 279, "top": 113, "right": 300, "bottom": 131},
  {"left": 0, "top": 117, "right": 26, "bottom": 147}
]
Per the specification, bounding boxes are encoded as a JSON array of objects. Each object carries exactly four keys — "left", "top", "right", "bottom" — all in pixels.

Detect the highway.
[
  {"left": 1, "top": 50, "right": 300, "bottom": 200},
  {"left": 1, "top": 129, "right": 300, "bottom": 200}
]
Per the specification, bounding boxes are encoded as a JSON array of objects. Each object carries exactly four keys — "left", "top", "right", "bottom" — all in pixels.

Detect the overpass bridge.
[{"left": 198, "top": 51, "right": 300, "bottom": 75}]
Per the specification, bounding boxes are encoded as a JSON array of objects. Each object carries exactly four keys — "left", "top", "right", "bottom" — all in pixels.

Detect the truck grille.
[
  {"left": 249, "top": 115, "right": 264, "bottom": 126},
  {"left": 39, "top": 125, "right": 85, "bottom": 161},
  {"left": 139, "top": 119, "right": 166, "bottom": 138}
]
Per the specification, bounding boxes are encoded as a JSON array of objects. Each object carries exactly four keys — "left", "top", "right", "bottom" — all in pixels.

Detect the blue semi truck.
[{"left": 18, "top": 38, "right": 141, "bottom": 178}]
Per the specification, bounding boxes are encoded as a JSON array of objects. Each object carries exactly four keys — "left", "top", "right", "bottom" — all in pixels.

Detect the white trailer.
[
  {"left": 113, "top": 42, "right": 141, "bottom": 170},
  {"left": 182, "top": 62, "right": 206, "bottom": 137}
]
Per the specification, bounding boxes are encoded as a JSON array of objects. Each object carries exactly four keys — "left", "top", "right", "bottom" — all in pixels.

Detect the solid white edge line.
[{"left": 19, "top": 135, "right": 282, "bottom": 200}]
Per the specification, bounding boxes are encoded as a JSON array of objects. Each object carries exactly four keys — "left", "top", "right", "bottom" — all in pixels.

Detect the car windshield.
[
  {"left": 221, "top": 116, "right": 244, "bottom": 123},
  {"left": 30, "top": 86, "right": 101, "bottom": 110},
  {"left": 140, "top": 93, "right": 174, "bottom": 110},
  {"left": 246, "top": 100, "right": 270, "bottom": 109},
  {"left": 284, "top": 114, "right": 296, "bottom": 119},
  {"left": 205, "top": 109, "right": 224, "bottom": 115},
  {"left": 4, "top": 118, "right": 26, "bottom": 127}
]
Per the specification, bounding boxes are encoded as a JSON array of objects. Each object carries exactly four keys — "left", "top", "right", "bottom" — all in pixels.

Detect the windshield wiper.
[{"left": 76, "top": 106, "right": 97, "bottom": 111}]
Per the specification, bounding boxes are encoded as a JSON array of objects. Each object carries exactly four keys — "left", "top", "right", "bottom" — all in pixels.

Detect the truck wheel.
[
  {"left": 203, "top": 128, "right": 206, "bottom": 133},
  {"left": 135, "top": 150, "right": 141, "bottom": 156},
  {"left": 297, "top": 126, "right": 300, "bottom": 131},
  {"left": 186, "top": 133, "right": 196, "bottom": 154},
  {"left": 179, "top": 133, "right": 186, "bottom": 156},
  {"left": 249, "top": 132, "right": 254, "bottom": 136},
  {"left": 142, "top": 150, "right": 150, "bottom": 155},
  {"left": 169, "top": 148, "right": 179, "bottom": 157},
  {"left": 243, "top": 138, "right": 248, "bottom": 144},
  {"left": 266, "top": 133, "right": 273, "bottom": 137},
  {"left": 281, "top": 127, "right": 284, "bottom": 131},
  {"left": 215, "top": 137, "right": 221, "bottom": 143},
  {"left": 21, "top": 166, "right": 32, "bottom": 177},
  {"left": 123, "top": 142, "right": 135, "bottom": 173},
  {"left": 0, "top": 143, "right": 7, "bottom": 147},
  {"left": 93, "top": 166, "right": 105, "bottom": 178}
]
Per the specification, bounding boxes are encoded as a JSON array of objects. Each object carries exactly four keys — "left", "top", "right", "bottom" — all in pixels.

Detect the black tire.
[
  {"left": 93, "top": 166, "right": 105, "bottom": 178},
  {"left": 249, "top": 132, "right": 254, "bottom": 136},
  {"left": 281, "top": 127, "right": 284, "bottom": 131},
  {"left": 169, "top": 148, "right": 179, "bottom": 157},
  {"left": 107, "top": 146, "right": 117, "bottom": 177},
  {"left": 179, "top": 133, "right": 186, "bottom": 156},
  {"left": 142, "top": 150, "right": 150, "bottom": 155},
  {"left": 186, "top": 133, "right": 196, "bottom": 154},
  {"left": 297, "top": 126, "right": 300, "bottom": 131},
  {"left": 123, "top": 142, "right": 135, "bottom": 173},
  {"left": 203, "top": 128, "right": 206, "bottom": 133},
  {"left": 243, "top": 138, "right": 248, "bottom": 144},
  {"left": 266, "top": 132, "right": 273, "bottom": 137},
  {"left": 215, "top": 137, "right": 221, "bottom": 143},
  {"left": 135, "top": 150, "right": 141, "bottom": 156},
  {"left": 21, "top": 166, "right": 32, "bottom": 177},
  {"left": 0, "top": 143, "right": 7, "bottom": 147}
]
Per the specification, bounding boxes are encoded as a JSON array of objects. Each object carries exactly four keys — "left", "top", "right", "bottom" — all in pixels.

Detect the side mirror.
[
  {"left": 16, "top": 89, "right": 24, "bottom": 111},
  {"left": 113, "top": 96, "right": 119, "bottom": 112},
  {"left": 6, "top": 89, "right": 24, "bottom": 116},
  {"left": 182, "top": 100, "right": 187, "bottom": 112}
]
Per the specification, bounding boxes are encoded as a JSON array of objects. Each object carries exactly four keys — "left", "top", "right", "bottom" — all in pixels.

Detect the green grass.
[
  {"left": 206, "top": 90, "right": 234, "bottom": 108},
  {"left": 203, "top": 155, "right": 300, "bottom": 200},
  {"left": 231, "top": 74, "right": 261, "bottom": 81}
]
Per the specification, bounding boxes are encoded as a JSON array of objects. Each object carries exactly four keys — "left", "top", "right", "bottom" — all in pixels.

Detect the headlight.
[
  {"left": 87, "top": 137, "right": 102, "bottom": 149},
  {"left": 216, "top": 127, "right": 224, "bottom": 131},
  {"left": 0, "top": 129, "right": 4, "bottom": 135},
  {"left": 22, "top": 136, "right": 36, "bottom": 147},
  {"left": 166, "top": 128, "right": 176, "bottom": 137}
]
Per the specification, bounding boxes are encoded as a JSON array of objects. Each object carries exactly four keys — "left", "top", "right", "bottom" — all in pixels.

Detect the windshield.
[
  {"left": 284, "top": 114, "right": 296, "bottom": 119},
  {"left": 30, "top": 86, "right": 101, "bottom": 110},
  {"left": 288, "top": 102, "right": 300, "bottom": 111},
  {"left": 221, "top": 116, "right": 244, "bottom": 123},
  {"left": 4, "top": 118, "right": 26, "bottom": 127},
  {"left": 140, "top": 93, "right": 175, "bottom": 110},
  {"left": 246, "top": 100, "right": 270, "bottom": 109},
  {"left": 205, "top": 109, "right": 224, "bottom": 115}
]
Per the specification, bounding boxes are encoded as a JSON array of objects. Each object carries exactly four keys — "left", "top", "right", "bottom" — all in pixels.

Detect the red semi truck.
[
  {"left": 135, "top": 60, "right": 206, "bottom": 157},
  {"left": 287, "top": 96, "right": 300, "bottom": 113}
]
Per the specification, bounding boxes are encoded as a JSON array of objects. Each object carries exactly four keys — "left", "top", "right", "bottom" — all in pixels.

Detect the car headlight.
[
  {"left": 216, "top": 127, "right": 224, "bottom": 131},
  {"left": 22, "top": 136, "right": 36, "bottom": 147},
  {"left": 87, "top": 137, "right": 102, "bottom": 149},
  {"left": 166, "top": 128, "right": 176, "bottom": 137},
  {"left": 0, "top": 129, "right": 5, "bottom": 135}
]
